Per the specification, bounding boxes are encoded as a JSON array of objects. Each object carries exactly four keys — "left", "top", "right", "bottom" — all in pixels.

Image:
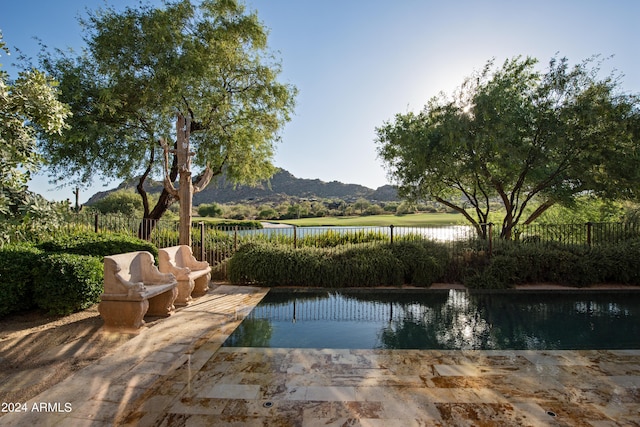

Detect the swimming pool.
[{"left": 222, "top": 289, "right": 640, "bottom": 350}]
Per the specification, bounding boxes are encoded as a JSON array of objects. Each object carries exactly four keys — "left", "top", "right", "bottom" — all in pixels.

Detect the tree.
[
  {"left": 197, "top": 202, "right": 223, "bottom": 218},
  {"left": 376, "top": 56, "right": 640, "bottom": 239},
  {"left": 39, "top": 0, "right": 296, "bottom": 241},
  {"left": 0, "top": 31, "right": 70, "bottom": 242},
  {"left": 91, "top": 189, "right": 148, "bottom": 217},
  {"left": 353, "top": 198, "right": 371, "bottom": 215}
]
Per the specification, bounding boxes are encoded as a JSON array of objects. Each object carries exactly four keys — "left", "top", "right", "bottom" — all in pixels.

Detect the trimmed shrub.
[
  {"left": 229, "top": 244, "right": 325, "bottom": 286},
  {"left": 466, "top": 240, "right": 639, "bottom": 288},
  {"left": 464, "top": 255, "right": 518, "bottom": 289},
  {"left": 33, "top": 253, "right": 104, "bottom": 315},
  {"left": 593, "top": 239, "right": 640, "bottom": 284},
  {"left": 387, "top": 241, "right": 444, "bottom": 286},
  {"left": 327, "top": 246, "right": 404, "bottom": 287},
  {"left": 0, "top": 243, "right": 43, "bottom": 317},
  {"left": 38, "top": 232, "right": 158, "bottom": 259},
  {"left": 229, "top": 243, "right": 420, "bottom": 287}
]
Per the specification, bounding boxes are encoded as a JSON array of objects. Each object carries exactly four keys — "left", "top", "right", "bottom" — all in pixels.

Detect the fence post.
[
  {"left": 94, "top": 214, "right": 99, "bottom": 233},
  {"left": 200, "top": 221, "right": 205, "bottom": 261},
  {"left": 389, "top": 224, "right": 394, "bottom": 244},
  {"left": 234, "top": 225, "right": 238, "bottom": 252},
  {"left": 488, "top": 223, "right": 493, "bottom": 258},
  {"left": 293, "top": 225, "right": 297, "bottom": 249},
  {"left": 586, "top": 222, "right": 593, "bottom": 247}
]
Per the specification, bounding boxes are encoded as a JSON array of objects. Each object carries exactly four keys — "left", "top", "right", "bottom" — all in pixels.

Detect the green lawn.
[{"left": 269, "top": 212, "right": 465, "bottom": 227}]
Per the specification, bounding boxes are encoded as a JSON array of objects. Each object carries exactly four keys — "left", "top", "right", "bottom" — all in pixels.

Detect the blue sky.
[{"left": 2, "top": 0, "right": 639, "bottom": 203}]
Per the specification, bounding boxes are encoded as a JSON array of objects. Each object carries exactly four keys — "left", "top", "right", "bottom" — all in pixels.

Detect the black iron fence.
[{"left": 59, "top": 214, "right": 640, "bottom": 270}]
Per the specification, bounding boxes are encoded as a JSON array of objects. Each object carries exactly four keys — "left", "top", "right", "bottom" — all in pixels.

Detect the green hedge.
[
  {"left": 38, "top": 231, "right": 158, "bottom": 258},
  {"left": 0, "top": 232, "right": 161, "bottom": 318},
  {"left": 228, "top": 242, "right": 446, "bottom": 287},
  {"left": 33, "top": 253, "right": 104, "bottom": 315},
  {"left": 0, "top": 243, "right": 43, "bottom": 317},
  {"left": 387, "top": 241, "right": 447, "bottom": 286},
  {"left": 464, "top": 240, "right": 640, "bottom": 288}
]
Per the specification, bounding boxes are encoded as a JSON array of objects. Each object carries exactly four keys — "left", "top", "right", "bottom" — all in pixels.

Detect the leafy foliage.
[
  {"left": 0, "top": 31, "right": 70, "bottom": 242},
  {"left": 198, "top": 203, "right": 223, "bottom": 218},
  {"left": 38, "top": 231, "right": 158, "bottom": 259},
  {"left": 90, "top": 189, "right": 149, "bottom": 216},
  {"left": 376, "top": 55, "right": 640, "bottom": 239},
  {"left": 39, "top": 0, "right": 297, "bottom": 226},
  {"left": 33, "top": 253, "right": 103, "bottom": 315},
  {"left": 228, "top": 242, "right": 447, "bottom": 287},
  {"left": 0, "top": 243, "right": 42, "bottom": 317},
  {"left": 387, "top": 241, "right": 446, "bottom": 286},
  {"left": 464, "top": 240, "right": 640, "bottom": 288}
]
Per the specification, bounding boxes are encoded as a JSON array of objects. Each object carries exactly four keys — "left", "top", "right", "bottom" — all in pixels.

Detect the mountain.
[{"left": 86, "top": 168, "right": 398, "bottom": 205}]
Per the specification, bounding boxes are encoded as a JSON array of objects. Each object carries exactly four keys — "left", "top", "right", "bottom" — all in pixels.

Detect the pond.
[
  {"left": 233, "top": 224, "right": 475, "bottom": 242},
  {"left": 223, "top": 289, "right": 640, "bottom": 350}
]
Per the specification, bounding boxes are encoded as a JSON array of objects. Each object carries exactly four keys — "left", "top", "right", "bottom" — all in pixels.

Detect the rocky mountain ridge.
[{"left": 86, "top": 168, "right": 398, "bottom": 205}]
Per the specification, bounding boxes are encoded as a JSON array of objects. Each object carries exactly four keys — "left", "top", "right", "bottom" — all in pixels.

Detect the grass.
[
  {"left": 268, "top": 212, "right": 465, "bottom": 227},
  {"left": 191, "top": 212, "right": 465, "bottom": 227}
]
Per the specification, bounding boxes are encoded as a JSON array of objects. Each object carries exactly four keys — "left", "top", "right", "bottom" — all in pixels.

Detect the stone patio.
[{"left": 1, "top": 285, "right": 639, "bottom": 426}]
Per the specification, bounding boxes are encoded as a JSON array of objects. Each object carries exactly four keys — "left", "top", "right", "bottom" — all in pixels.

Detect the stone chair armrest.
[
  {"left": 185, "top": 259, "right": 209, "bottom": 271},
  {"left": 115, "top": 274, "right": 146, "bottom": 292},
  {"left": 144, "top": 271, "right": 177, "bottom": 284},
  {"left": 162, "top": 264, "right": 192, "bottom": 280}
]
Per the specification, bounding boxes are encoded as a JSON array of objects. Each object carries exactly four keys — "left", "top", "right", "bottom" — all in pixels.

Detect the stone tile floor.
[{"left": 1, "top": 285, "right": 639, "bottom": 426}]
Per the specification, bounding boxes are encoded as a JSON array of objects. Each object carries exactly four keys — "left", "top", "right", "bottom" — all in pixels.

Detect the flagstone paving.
[{"left": 1, "top": 285, "right": 639, "bottom": 426}]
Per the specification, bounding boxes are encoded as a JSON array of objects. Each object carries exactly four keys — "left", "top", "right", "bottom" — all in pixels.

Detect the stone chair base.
[
  {"left": 99, "top": 287, "right": 178, "bottom": 333},
  {"left": 99, "top": 300, "right": 149, "bottom": 333},
  {"left": 192, "top": 272, "right": 211, "bottom": 297},
  {"left": 175, "top": 278, "right": 195, "bottom": 307}
]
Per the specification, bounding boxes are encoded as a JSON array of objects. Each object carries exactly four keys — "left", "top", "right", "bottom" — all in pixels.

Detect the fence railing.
[{"left": 57, "top": 214, "right": 640, "bottom": 269}]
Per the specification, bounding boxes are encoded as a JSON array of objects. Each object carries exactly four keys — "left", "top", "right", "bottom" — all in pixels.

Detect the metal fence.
[
  {"left": 248, "top": 295, "right": 435, "bottom": 323},
  {"left": 59, "top": 214, "right": 640, "bottom": 270}
]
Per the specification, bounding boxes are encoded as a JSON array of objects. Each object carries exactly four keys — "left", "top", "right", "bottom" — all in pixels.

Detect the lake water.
[
  {"left": 223, "top": 289, "right": 640, "bottom": 350},
  {"left": 235, "top": 225, "right": 475, "bottom": 242}
]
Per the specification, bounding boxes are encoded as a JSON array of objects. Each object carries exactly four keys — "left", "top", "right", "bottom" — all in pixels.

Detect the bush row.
[
  {"left": 228, "top": 241, "right": 447, "bottom": 287},
  {"left": 0, "top": 232, "right": 158, "bottom": 317},
  {"left": 228, "top": 238, "right": 640, "bottom": 289},
  {"left": 38, "top": 231, "right": 158, "bottom": 259},
  {"left": 464, "top": 240, "right": 640, "bottom": 288}
]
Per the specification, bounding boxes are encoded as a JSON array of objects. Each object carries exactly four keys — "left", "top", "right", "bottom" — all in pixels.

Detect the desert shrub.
[
  {"left": 229, "top": 244, "right": 321, "bottom": 286},
  {"left": 327, "top": 246, "right": 403, "bottom": 287},
  {"left": 0, "top": 243, "right": 43, "bottom": 317},
  {"left": 300, "top": 230, "right": 387, "bottom": 248},
  {"left": 464, "top": 255, "right": 518, "bottom": 289},
  {"left": 229, "top": 243, "right": 406, "bottom": 287},
  {"left": 38, "top": 231, "right": 158, "bottom": 259},
  {"left": 591, "top": 239, "right": 640, "bottom": 284},
  {"left": 386, "top": 241, "right": 444, "bottom": 286},
  {"left": 467, "top": 241, "right": 616, "bottom": 288},
  {"left": 33, "top": 253, "right": 103, "bottom": 315},
  {"left": 197, "top": 202, "right": 223, "bottom": 217}
]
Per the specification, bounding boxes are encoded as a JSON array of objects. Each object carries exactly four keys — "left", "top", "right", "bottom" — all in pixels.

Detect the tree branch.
[
  {"left": 159, "top": 138, "right": 179, "bottom": 198},
  {"left": 194, "top": 154, "right": 229, "bottom": 193},
  {"left": 523, "top": 199, "right": 556, "bottom": 225},
  {"left": 434, "top": 195, "right": 485, "bottom": 237},
  {"left": 137, "top": 143, "right": 155, "bottom": 217}
]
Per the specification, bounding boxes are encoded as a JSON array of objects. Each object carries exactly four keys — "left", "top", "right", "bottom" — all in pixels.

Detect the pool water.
[{"left": 222, "top": 289, "right": 640, "bottom": 350}]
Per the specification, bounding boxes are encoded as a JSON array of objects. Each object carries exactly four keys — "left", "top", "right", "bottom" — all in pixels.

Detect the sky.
[{"left": 2, "top": 0, "right": 640, "bottom": 203}]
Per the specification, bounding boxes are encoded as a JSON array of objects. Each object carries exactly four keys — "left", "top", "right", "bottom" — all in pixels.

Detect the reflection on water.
[
  {"left": 235, "top": 225, "right": 474, "bottom": 242},
  {"left": 222, "top": 290, "right": 640, "bottom": 350}
]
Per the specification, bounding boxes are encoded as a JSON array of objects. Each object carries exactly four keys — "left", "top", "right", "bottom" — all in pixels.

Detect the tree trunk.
[
  {"left": 176, "top": 114, "right": 194, "bottom": 246},
  {"left": 137, "top": 189, "right": 176, "bottom": 240}
]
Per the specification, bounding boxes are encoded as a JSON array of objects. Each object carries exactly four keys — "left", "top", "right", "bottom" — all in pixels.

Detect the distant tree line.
[{"left": 198, "top": 197, "right": 462, "bottom": 220}]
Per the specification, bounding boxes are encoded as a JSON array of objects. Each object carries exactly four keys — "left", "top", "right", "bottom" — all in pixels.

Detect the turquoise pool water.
[{"left": 222, "top": 289, "right": 640, "bottom": 350}]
